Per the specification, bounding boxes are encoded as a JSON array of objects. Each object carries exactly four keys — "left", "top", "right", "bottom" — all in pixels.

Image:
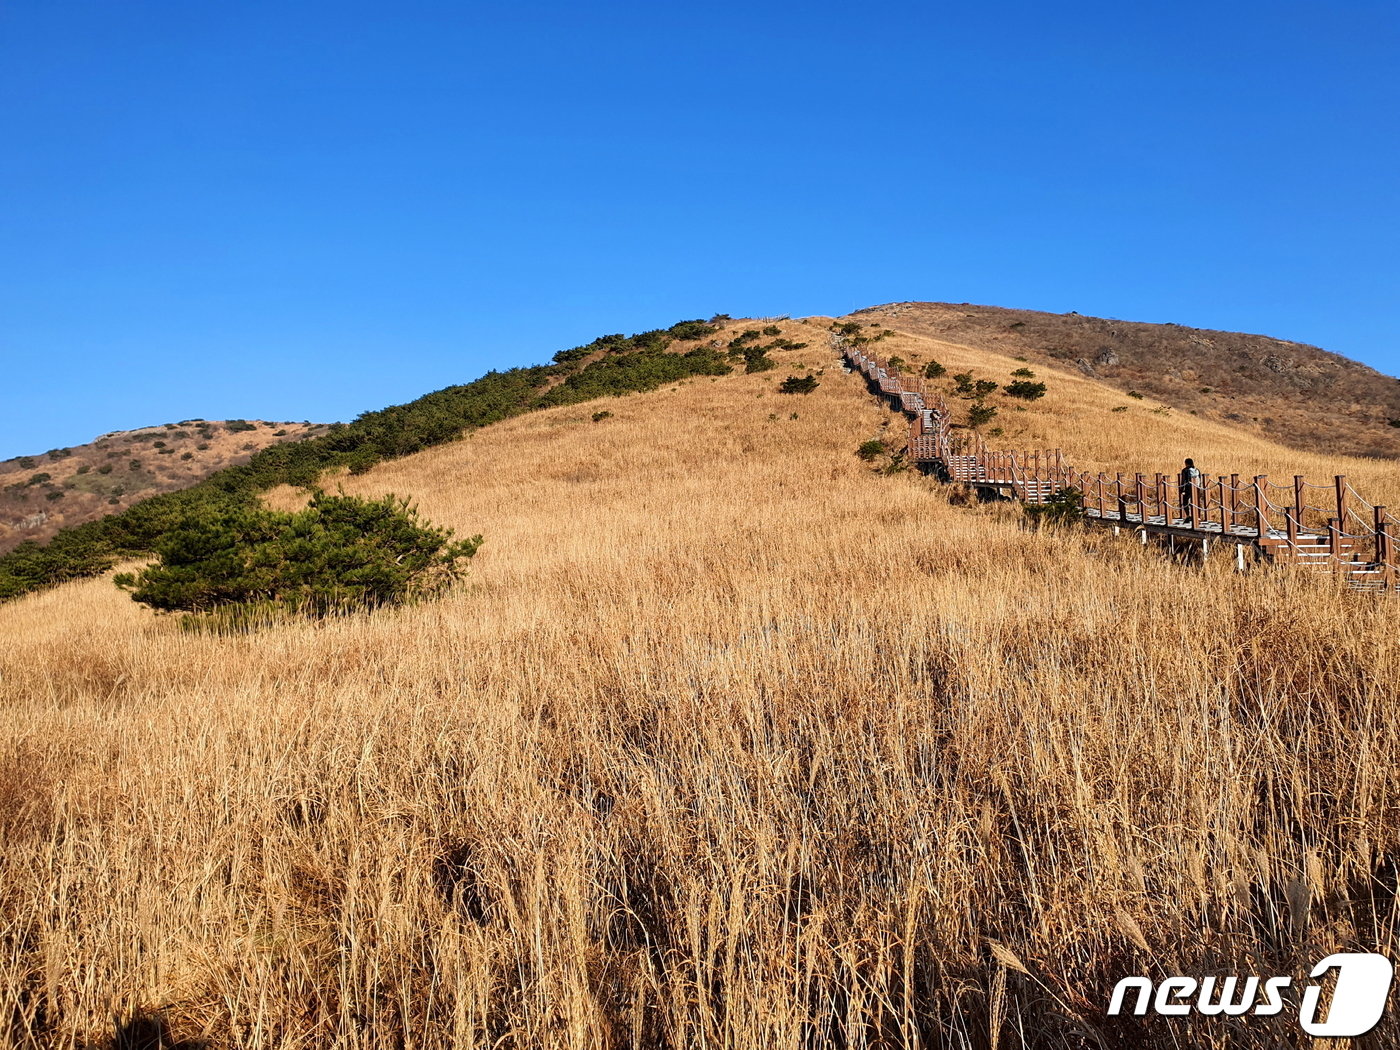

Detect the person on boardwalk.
[{"left": 1178, "top": 458, "right": 1203, "bottom": 522}]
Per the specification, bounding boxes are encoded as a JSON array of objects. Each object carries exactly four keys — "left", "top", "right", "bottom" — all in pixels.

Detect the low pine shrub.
[
  {"left": 114, "top": 492, "right": 480, "bottom": 621},
  {"left": 779, "top": 375, "right": 819, "bottom": 395},
  {"left": 1023, "top": 487, "right": 1086, "bottom": 528},
  {"left": 1005, "top": 380, "right": 1047, "bottom": 400}
]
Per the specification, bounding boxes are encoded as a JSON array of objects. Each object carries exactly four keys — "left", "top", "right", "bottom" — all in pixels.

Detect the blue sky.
[{"left": 2, "top": 0, "right": 1397, "bottom": 457}]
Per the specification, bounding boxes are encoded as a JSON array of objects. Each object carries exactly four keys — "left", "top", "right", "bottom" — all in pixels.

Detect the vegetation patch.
[{"left": 114, "top": 492, "right": 479, "bottom": 623}]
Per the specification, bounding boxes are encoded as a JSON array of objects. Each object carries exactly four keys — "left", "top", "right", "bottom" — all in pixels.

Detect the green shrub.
[
  {"left": 226, "top": 420, "right": 256, "bottom": 433},
  {"left": 856, "top": 440, "right": 887, "bottom": 461},
  {"left": 1390, "top": 419, "right": 1400, "bottom": 428},
  {"left": 346, "top": 450, "right": 381, "bottom": 475},
  {"left": 973, "top": 379, "right": 999, "bottom": 398},
  {"left": 761, "top": 325, "right": 782, "bottom": 337},
  {"left": 1112, "top": 406, "right": 1128, "bottom": 413},
  {"left": 97, "top": 464, "right": 114, "bottom": 475},
  {"left": 886, "top": 356, "right": 906, "bottom": 372},
  {"left": 968, "top": 403, "right": 998, "bottom": 427},
  {"left": 45, "top": 490, "right": 64, "bottom": 501},
  {"left": 47, "top": 449, "right": 70, "bottom": 461},
  {"left": 129, "top": 460, "right": 142, "bottom": 471},
  {"left": 591, "top": 410, "right": 612, "bottom": 422},
  {"left": 76, "top": 464, "right": 91, "bottom": 475},
  {"left": 273, "top": 429, "right": 287, "bottom": 436},
  {"left": 1005, "top": 380, "right": 1047, "bottom": 400},
  {"left": 196, "top": 443, "right": 211, "bottom": 451},
  {"left": 1023, "top": 487, "right": 1086, "bottom": 528},
  {"left": 113, "top": 492, "right": 480, "bottom": 621},
  {"left": 181, "top": 452, "right": 194, "bottom": 461},
  {"left": 26, "top": 473, "right": 51, "bottom": 486},
  {"left": 1128, "top": 390, "right": 1144, "bottom": 400},
  {"left": 667, "top": 320, "right": 719, "bottom": 341},
  {"left": 952, "top": 372, "right": 974, "bottom": 395},
  {"left": 1011, "top": 367, "right": 1036, "bottom": 378},
  {"left": 923, "top": 360, "right": 946, "bottom": 379},
  {"left": 779, "top": 375, "right": 819, "bottom": 395},
  {"left": 16, "top": 457, "right": 35, "bottom": 470}
]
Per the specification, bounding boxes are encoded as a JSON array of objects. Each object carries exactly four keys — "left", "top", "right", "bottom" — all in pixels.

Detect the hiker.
[{"left": 1178, "top": 458, "right": 1203, "bottom": 521}]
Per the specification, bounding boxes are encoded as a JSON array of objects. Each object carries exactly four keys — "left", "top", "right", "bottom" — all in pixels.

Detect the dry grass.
[
  {"left": 856, "top": 322, "right": 1400, "bottom": 518},
  {"left": 1, "top": 325, "right": 1398, "bottom": 1048}
]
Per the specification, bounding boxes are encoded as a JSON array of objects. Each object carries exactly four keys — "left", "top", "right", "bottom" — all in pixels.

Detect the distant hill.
[
  {"left": 0, "top": 420, "right": 328, "bottom": 554},
  {"left": 856, "top": 302, "right": 1400, "bottom": 459}
]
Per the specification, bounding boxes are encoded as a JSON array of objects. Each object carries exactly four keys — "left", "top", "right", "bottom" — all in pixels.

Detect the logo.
[{"left": 1107, "top": 953, "right": 1393, "bottom": 1037}]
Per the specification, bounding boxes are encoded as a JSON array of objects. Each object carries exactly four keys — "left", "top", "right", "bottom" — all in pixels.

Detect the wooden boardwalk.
[{"left": 844, "top": 343, "right": 1400, "bottom": 593}]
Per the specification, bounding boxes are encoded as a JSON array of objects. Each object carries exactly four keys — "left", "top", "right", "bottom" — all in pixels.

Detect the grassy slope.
[{"left": 2, "top": 317, "right": 1398, "bottom": 1048}]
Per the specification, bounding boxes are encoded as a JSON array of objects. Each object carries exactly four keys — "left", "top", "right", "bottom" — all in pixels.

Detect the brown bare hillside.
[
  {"left": 853, "top": 301, "right": 1400, "bottom": 459},
  {"left": 0, "top": 419, "right": 328, "bottom": 554}
]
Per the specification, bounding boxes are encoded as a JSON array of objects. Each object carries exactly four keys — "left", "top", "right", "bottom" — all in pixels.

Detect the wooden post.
[
  {"left": 1335, "top": 475, "right": 1347, "bottom": 531},
  {"left": 1116, "top": 473, "right": 1128, "bottom": 522},
  {"left": 1135, "top": 474, "right": 1146, "bottom": 523},
  {"left": 1156, "top": 474, "right": 1168, "bottom": 524},
  {"left": 1375, "top": 507, "right": 1392, "bottom": 582},
  {"left": 1229, "top": 474, "right": 1239, "bottom": 532},
  {"left": 1189, "top": 471, "right": 1199, "bottom": 530},
  {"left": 1254, "top": 475, "right": 1269, "bottom": 536},
  {"left": 1293, "top": 476, "right": 1306, "bottom": 537},
  {"left": 1328, "top": 518, "right": 1341, "bottom": 561},
  {"left": 1096, "top": 474, "right": 1106, "bottom": 516}
]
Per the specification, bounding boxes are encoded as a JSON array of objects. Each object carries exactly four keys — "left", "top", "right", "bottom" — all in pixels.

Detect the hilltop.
[
  {"left": 0, "top": 419, "right": 328, "bottom": 555},
  {"left": 1, "top": 315, "right": 1396, "bottom": 1047},
  {"left": 859, "top": 301, "right": 1400, "bottom": 459}
]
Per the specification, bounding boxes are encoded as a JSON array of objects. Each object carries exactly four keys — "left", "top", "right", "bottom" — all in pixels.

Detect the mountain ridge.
[{"left": 858, "top": 301, "right": 1400, "bottom": 459}]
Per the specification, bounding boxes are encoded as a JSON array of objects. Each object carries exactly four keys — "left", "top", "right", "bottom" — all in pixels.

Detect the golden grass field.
[{"left": 1, "top": 319, "right": 1398, "bottom": 1048}]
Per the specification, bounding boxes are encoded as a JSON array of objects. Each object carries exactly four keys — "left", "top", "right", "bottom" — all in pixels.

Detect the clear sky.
[{"left": 2, "top": 1, "right": 1397, "bottom": 457}]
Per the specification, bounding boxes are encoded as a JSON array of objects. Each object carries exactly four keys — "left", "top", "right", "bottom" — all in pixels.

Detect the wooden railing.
[{"left": 843, "top": 342, "right": 1400, "bottom": 592}]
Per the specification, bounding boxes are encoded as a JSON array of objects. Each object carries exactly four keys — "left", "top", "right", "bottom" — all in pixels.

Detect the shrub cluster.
[
  {"left": 114, "top": 492, "right": 480, "bottom": 621},
  {"left": 779, "top": 375, "right": 819, "bottom": 395},
  {"left": 1004, "top": 380, "right": 1047, "bottom": 400}
]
